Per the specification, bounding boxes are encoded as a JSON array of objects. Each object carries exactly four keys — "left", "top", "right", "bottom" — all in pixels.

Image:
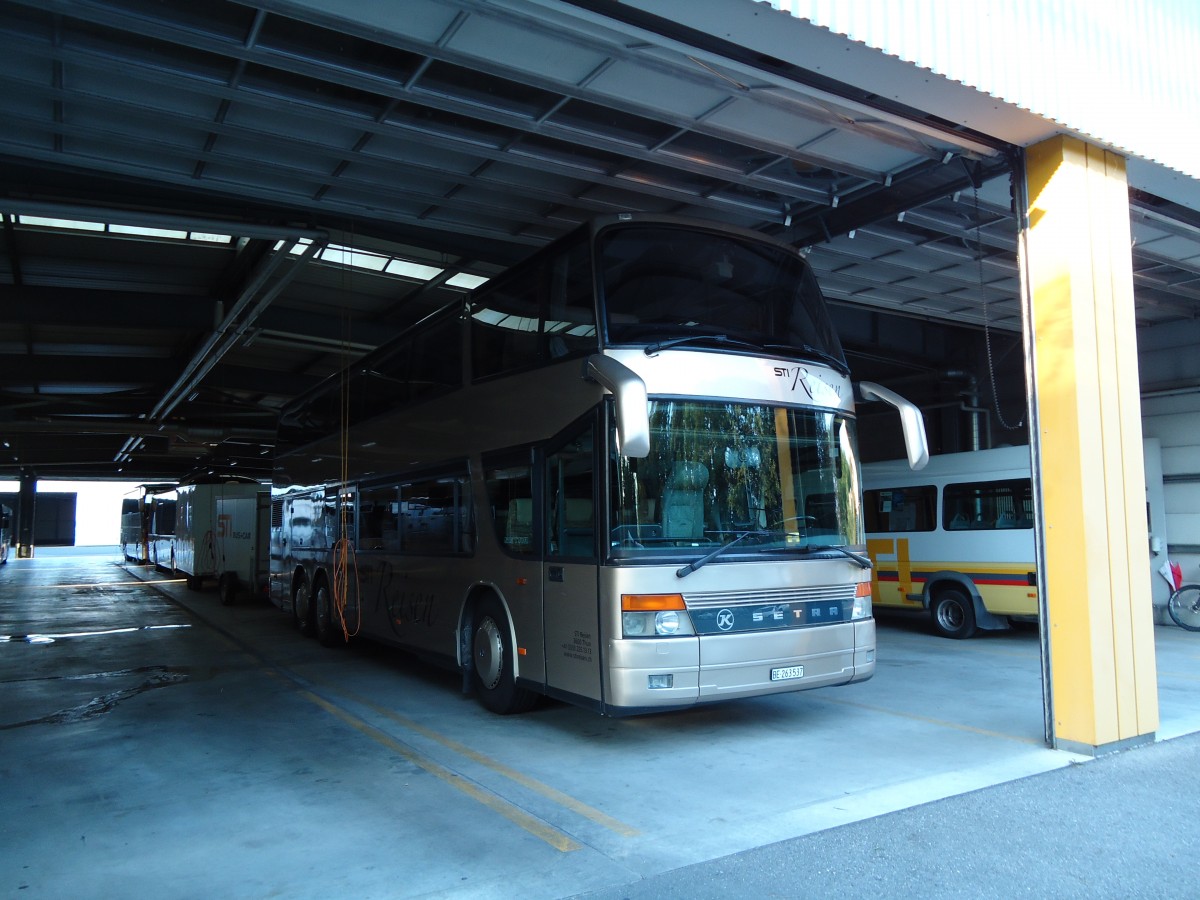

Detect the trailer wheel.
[
  {"left": 219, "top": 573, "right": 238, "bottom": 607},
  {"left": 471, "top": 598, "right": 538, "bottom": 715},
  {"left": 931, "top": 587, "right": 977, "bottom": 639},
  {"left": 314, "top": 581, "right": 343, "bottom": 648},
  {"left": 293, "top": 581, "right": 315, "bottom": 637}
]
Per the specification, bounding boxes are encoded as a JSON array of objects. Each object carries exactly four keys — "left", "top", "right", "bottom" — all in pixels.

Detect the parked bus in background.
[
  {"left": 0, "top": 503, "right": 11, "bottom": 564},
  {"left": 863, "top": 445, "right": 1037, "bottom": 639},
  {"left": 147, "top": 489, "right": 178, "bottom": 572},
  {"left": 120, "top": 483, "right": 175, "bottom": 564},
  {"left": 272, "top": 214, "right": 928, "bottom": 715}
]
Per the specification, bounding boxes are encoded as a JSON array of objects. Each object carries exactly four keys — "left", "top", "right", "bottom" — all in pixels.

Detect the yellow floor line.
[
  {"left": 325, "top": 683, "right": 640, "bottom": 838},
  {"left": 817, "top": 695, "right": 1044, "bottom": 745},
  {"left": 300, "top": 690, "right": 582, "bottom": 852}
]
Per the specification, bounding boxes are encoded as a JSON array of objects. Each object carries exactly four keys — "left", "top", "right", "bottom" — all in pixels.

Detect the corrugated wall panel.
[{"left": 771, "top": 0, "right": 1200, "bottom": 180}]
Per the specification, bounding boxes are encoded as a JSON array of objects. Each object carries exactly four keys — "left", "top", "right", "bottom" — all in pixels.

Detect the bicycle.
[{"left": 1168, "top": 582, "right": 1200, "bottom": 631}]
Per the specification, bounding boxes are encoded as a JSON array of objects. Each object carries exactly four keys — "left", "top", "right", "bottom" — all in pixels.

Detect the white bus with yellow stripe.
[{"left": 863, "top": 446, "right": 1037, "bottom": 638}]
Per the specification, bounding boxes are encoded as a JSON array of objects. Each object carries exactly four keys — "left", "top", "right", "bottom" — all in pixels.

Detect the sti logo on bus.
[{"left": 773, "top": 366, "right": 841, "bottom": 403}]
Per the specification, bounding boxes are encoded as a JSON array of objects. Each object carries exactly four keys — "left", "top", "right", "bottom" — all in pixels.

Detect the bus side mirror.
[
  {"left": 857, "top": 381, "right": 930, "bottom": 470},
  {"left": 584, "top": 355, "right": 650, "bottom": 458}
]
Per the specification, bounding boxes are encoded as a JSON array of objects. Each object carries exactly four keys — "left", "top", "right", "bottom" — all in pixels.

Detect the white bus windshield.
[
  {"left": 610, "top": 400, "right": 863, "bottom": 561},
  {"left": 598, "top": 224, "right": 846, "bottom": 372}
]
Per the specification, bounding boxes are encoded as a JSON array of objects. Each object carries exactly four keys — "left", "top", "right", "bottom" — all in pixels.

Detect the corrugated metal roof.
[{"left": 773, "top": 0, "right": 1200, "bottom": 180}]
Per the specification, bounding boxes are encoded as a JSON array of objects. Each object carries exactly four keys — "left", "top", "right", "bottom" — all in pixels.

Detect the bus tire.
[
  {"left": 314, "top": 580, "right": 342, "bottom": 647},
  {"left": 931, "top": 587, "right": 977, "bottom": 639},
  {"left": 471, "top": 598, "right": 537, "bottom": 715},
  {"left": 293, "top": 580, "right": 315, "bottom": 638}
]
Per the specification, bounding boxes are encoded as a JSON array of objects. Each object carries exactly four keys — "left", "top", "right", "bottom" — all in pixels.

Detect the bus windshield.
[
  {"left": 598, "top": 224, "right": 846, "bottom": 371},
  {"left": 610, "top": 400, "right": 863, "bottom": 560}
]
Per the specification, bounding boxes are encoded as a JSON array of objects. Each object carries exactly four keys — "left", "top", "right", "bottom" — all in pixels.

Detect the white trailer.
[{"left": 175, "top": 478, "right": 269, "bottom": 605}]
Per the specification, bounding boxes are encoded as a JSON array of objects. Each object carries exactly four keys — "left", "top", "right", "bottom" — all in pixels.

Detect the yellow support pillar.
[{"left": 1023, "top": 134, "right": 1158, "bottom": 754}]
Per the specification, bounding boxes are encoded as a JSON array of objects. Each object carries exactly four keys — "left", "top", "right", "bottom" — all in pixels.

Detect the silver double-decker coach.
[{"left": 270, "top": 214, "right": 927, "bottom": 715}]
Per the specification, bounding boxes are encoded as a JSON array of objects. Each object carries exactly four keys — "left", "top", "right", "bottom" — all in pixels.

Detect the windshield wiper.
[
  {"left": 762, "top": 343, "right": 850, "bottom": 375},
  {"left": 644, "top": 334, "right": 761, "bottom": 356},
  {"left": 675, "top": 530, "right": 769, "bottom": 578},
  {"left": 676, "top": 535, "right": 872, "bottom": 577},
  {"left": 797, "top": 544, "right": 873, "bottom": 569}
]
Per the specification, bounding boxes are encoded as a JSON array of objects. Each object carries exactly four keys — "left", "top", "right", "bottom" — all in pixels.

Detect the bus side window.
[
  {"left": 484, "top": 460, "right": 537, "bottom": 555},
  {"left": 864, "top": 486, "right": 937, "bottom": 532},
  {"left": 547, "top": 422, "right": 596, "bottom": 558},
  {"left": 400, "top": 473, "right": 472, "bottom": 555}
]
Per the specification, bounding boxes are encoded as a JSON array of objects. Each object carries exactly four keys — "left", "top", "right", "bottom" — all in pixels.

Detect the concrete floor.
[{"left": 2, "top": 548, "right": 1198, "bottom": 898}]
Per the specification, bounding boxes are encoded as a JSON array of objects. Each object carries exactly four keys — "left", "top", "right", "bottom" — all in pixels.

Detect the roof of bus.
[{"left": 862, "top": 445, "right": 1032, "bottom": 485}]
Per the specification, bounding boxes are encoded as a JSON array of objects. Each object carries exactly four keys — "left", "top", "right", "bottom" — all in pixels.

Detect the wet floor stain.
[{"left": 0, "top": 666, "right": 190, "bottom": 730}]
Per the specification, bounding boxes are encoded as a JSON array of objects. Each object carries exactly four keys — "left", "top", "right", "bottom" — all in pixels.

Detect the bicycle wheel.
[{"left": 1167, "top": 584, "right": 1200, "bottom": 631}]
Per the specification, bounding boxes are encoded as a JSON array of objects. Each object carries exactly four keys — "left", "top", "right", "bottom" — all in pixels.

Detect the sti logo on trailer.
[{"left": 217, "top": 514, "right": 252, "bottom": 541}]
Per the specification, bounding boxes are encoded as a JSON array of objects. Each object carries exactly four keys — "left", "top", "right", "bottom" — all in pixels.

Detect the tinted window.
[
  {"left": 546, "top": 422, "right": 595, "bottom": 559},
  {"left": 471, "top": 236, "right": 596, "bottom": 380},
  {"left": 484, "top": 458, "right": 536, "bottom": 555},
  {"left": 355, "top": 472, "right": 473, "bottom": 555},
  {"left": 599, "top": 224, "right": 844, "bottom": 368}
]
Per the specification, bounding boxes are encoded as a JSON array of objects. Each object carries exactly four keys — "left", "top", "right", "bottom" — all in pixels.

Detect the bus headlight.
[
  {"left": 621, "top": 594, "right": 695, "bottom": 637},
  {"left": 655, "top": 610, "right": 681, "bottom": 634},
  {"left": 852, "top": 581, "right": 872, "bottom": 620}
]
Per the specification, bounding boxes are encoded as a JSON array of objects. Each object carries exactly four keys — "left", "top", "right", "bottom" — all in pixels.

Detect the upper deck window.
[
  {"left": 471, "top": 235, "right": 597, "bottom": 380},
  {"left": 598, "top": 224, "right": 845, "bottom": 370}
]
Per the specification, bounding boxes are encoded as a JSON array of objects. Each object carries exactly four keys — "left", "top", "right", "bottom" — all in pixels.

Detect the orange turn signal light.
[
  {"left": 856, "top": 581, "right": 872, "bottom": 598},
  {"left": 621, "top": 593, "right": 686, "bottom": 611}
]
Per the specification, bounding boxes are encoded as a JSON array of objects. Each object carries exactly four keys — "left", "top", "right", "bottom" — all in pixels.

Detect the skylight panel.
[
  {"left": 447, "top": 273, "right": 488, "bottom": 290},
  {"left": 385, "top": 259, "right": 444, "bottom": 281}
]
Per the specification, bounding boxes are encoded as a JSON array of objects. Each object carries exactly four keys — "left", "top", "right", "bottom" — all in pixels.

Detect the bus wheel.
[
  {"left": 931, "top": 588, "right": 977, "bottom": 639},
  {"left": 293, "top": 581, "right": 315, "bottom": 638},
  {"left": 314, "top": 581, "right": 342, "bottom": 648},
  {"left": 471, "top": 599, "right": 537, "bottom": 715}
]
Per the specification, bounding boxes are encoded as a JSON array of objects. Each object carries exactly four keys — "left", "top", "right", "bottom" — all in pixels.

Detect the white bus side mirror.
[
  {"left": 857, "top": 381, "right": 930, "bottom": 470},
  {"left": 585, "top": 355, "right": 651, "bottom": 458}
]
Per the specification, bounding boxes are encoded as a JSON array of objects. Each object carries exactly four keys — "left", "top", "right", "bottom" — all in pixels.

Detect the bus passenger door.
[{"left": 542, "top": 420, "right": 603, "bottom": 704}]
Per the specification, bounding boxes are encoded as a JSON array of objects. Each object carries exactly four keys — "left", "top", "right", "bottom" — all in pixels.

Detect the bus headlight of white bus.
[
  {"left": 852, "top": 581, "right": 872, "bottom": 620},
  {"left": 621, "top": 594, "right": 695, "bottom": 637}
]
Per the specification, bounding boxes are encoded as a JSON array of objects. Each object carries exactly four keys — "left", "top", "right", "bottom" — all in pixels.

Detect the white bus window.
[
  {"left": 864, "top": 486, "right": 937, "bottom": 533},
  {"left": 942, "top": 479, "right": 1033, "bottom": 531}
]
